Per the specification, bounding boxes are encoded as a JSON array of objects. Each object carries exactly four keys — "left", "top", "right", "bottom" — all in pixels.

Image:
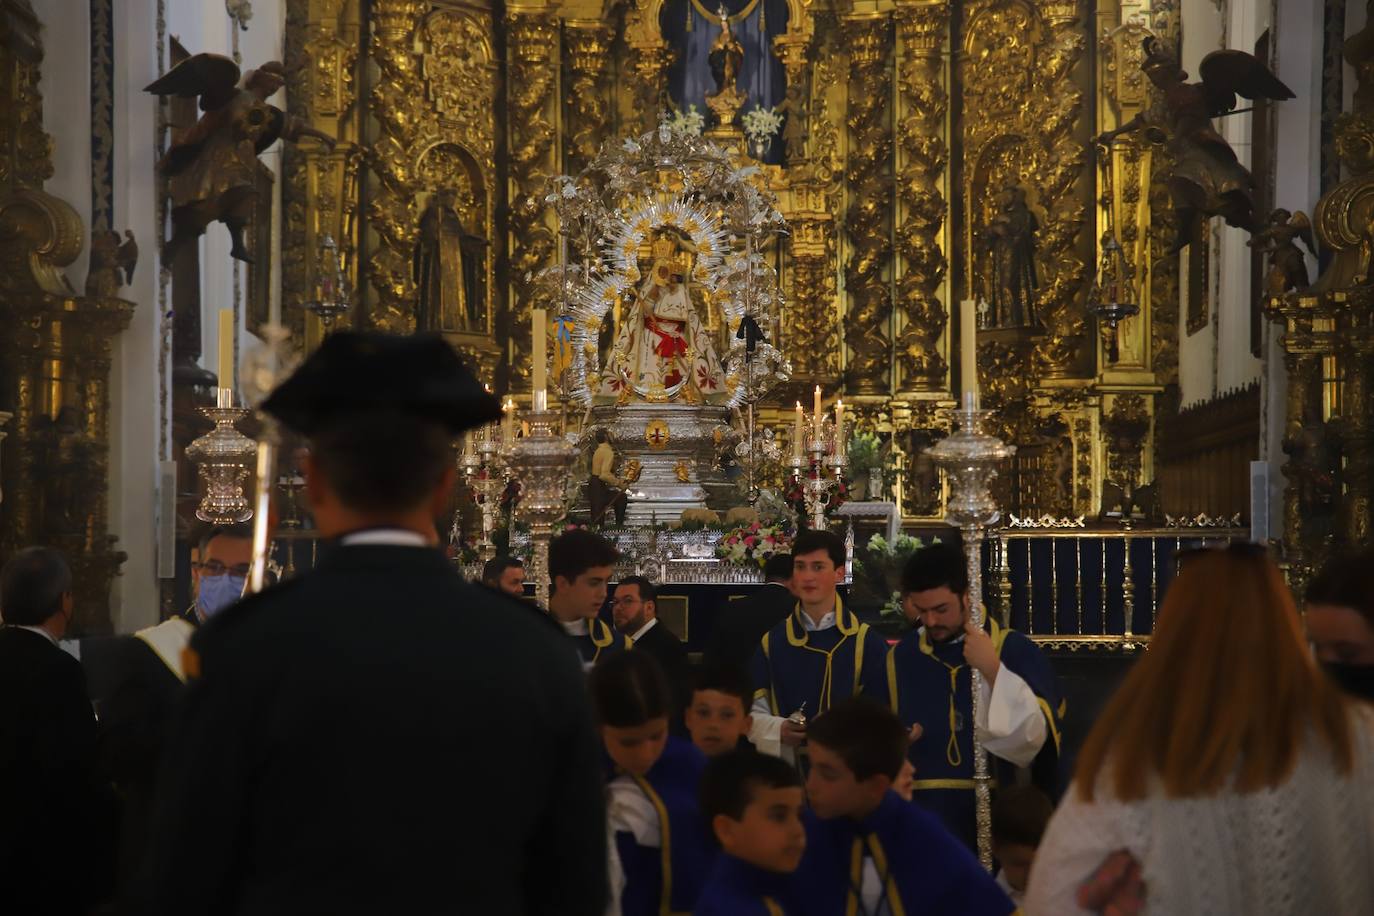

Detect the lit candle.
[
  {"left": 532, "top": 308, "right": 547, "bottom": 401},
  {"left": 813, "top": 385, "right": 823, "bottom": 439},
  {"left": 835, "top": 400, "right": 845, "bottom": 453},
  {"left": 794, "top": 401, "right": 803, "bottom": 458},
  {"left": 218, "top": 308, "right": 234, "bottom": 392},
  {"left": 504, "top": 399, "right": 515, "bottom": 446},
  {"left": 960, "top": 299, "right": 979, "bottom": 410}
]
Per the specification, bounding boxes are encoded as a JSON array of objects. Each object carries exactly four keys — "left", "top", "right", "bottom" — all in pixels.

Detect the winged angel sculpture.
[
  {"left": 1097, "top": 36, "right": 1294, "bottom": 253},
  {"left": 146, "top": 52, "right": 334, "bottom": 264}
]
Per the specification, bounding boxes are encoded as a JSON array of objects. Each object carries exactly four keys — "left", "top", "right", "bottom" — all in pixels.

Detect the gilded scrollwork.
[
  {"left": 842, "top": 14, "right": 894, "bottom": 396},
  {"left": 961, "top": 0, "right": 1090, "bottom": 379},
  {"left": 894, "top": 1, "right": 948, "bottom": 393},
  {"left": 506, "top": 10, "right": 560, "bottom": 390},
  {"left": 564, "top": 21, "right": 615, "bottom": 179}
]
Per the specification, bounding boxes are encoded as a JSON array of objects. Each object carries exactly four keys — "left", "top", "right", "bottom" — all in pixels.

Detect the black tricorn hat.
[{"left": 261, "top": 331, "right": 502, "bottom": 437}]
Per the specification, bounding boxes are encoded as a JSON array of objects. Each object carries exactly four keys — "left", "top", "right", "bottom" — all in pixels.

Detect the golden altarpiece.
[{"left": 279, "top": 0, "right": 1182, "bottom": 526}]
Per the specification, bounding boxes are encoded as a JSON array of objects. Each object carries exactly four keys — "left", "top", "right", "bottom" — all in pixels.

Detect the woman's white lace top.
[{"left": 1025, "top": 706, "right": 1374, "bottom": 915}]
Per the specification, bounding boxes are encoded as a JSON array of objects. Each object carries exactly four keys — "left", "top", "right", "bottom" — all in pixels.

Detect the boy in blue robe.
[
  {"left": 686, "top": 662, "right": 757, "bottom": 757},
  {"left": 549, "top": 528, "right": 631, "bottom": 668},
  {"left": 695, "top": 749, "right": 807, "bottom": 915},
  {"left": 795, "top": 698, "right": 1014, "bottom": 916},
  {"left": 888, "top": 542, "right": 1063, "bottom": 850},
  {"left": 748, "top": 529, "right": 890, "bottom": 758},
  {"left": 590, "top": 650, "right": 713, "bottom": 915}
]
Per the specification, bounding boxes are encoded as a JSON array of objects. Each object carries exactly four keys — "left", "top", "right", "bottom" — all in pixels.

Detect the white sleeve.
[
  {"left": 605, "top": 820, "right": 624, "bottom": 916},
  {"left": 607, "top": 776, "right": 660, "bottom": 847},
  {"left": 974, "top": 664, "right": 1047, "bottom": 768},
  {"left": 1023, "top": 785, "right": 1131, "bottom": 916},
  {"left": 749, "top": 695, "right": 785, "bottom": 757}
]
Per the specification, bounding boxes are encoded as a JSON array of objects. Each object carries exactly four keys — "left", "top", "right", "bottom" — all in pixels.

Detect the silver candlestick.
[
  {"left": 925, "top": 404, "right": 1015, "bottom": 872},
  {"left": 459, "top": 432, "right": 508, "bottom": 562},
  {"left": 507, "top": 404, "right": 578, "bottom": 609},
  {"left": 788, "top": 419, "right": 847, "bottom": 530},
  {"left": 186, "top": 388, "right": 256, "bottom": 525}
]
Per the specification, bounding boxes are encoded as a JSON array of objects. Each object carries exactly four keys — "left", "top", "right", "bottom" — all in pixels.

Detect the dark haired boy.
[
  {"left": 695, "top": 749, "right": 806, "bottom": 915},
  {"left": 889, "top": 541, "right": 1062, "bottom": 850},
  {"left": 687, "top": 663, "right": 756, "bottom": 757},
  {"left": 991, "top": 785, "right": 1053, "bottom": 906},
  {"left": 748, "top": 529, "right": 888, "bottom": 759},
  {"left": 549, "top": 528, "right": 629, "bottom": 668},
  {"left": 795, "top": 698, "right": 1013, "bottom": 916}
]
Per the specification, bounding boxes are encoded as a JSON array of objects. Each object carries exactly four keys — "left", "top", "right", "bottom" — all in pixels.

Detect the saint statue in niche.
[
  {"left": 414, "top": 188, "right": 488, "bottom": 333},
  {"left": 659, "top": 0, "right": 790, "bottom": 161},
  {"left": 599, "top": 227, "right": 726, "bottom": 403},
  {"left": 980, "top": 184, "right": 1040, "bottom": 328}
]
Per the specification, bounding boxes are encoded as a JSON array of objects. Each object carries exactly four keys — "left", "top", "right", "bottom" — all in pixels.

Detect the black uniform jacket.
[{"left": 142, "top": 542, "right": 608, "bottom": 916}]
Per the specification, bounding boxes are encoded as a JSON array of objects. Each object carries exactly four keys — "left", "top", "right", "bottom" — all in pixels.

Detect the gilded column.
[
  {"left": 786, "top": 179, "right": 840, "bottom": 389},
  {"left": 893, "top": 0, "right": 948, "bottom": 394},
  {"left": 842, "top": 13, "right": 894, "bottom": 396},
  {"left": 1337, "top": 292, "right": 1373, "bottom": 547},
  {"left": 1031, "top": 0, "right": 1089, "bottom": 377},
  {"left": 624, "top": 0, "right": 673, "bottom": 133},
  {"left": 283, "top": 0, "right": 362, "bottom": 341},
  {"left": 366, "top": 0, "right": 428, "bottom": 333},
  {"left": 506, "top": 8, "right": 560, "bottom": 392},
  {"left": 563, "top": 20, "right": 614, "bottom": 177}
]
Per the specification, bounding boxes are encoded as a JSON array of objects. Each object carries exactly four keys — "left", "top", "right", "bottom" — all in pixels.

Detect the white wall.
[
  {"left": 33, "top": 1, "right": 288, "bottom": 632},
  {"left": 1177, "top": 0, "right": 1224, "bottom": 408}
]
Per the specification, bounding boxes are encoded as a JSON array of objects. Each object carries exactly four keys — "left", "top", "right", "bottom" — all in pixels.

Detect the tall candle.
[
  {"left": 794, "top": 402, "right": 804, "bottom": 458},
  {"left": 504, "top": 399, "right": 515, "bottom": 446},
  {"left": 835, "top": 400, "right": 845, "bottom": 454},
  {"left": 532, "top": 309, "right": 547, "bottom": 398},
  {"left": 217, "top": 308, "right": 234, "bottom": 390},
  {"left": 813, "top": 385, "right": 823, "bottom": 438},
  {"left": 960, "top": 299, "right": 979, "bottom": 409}
]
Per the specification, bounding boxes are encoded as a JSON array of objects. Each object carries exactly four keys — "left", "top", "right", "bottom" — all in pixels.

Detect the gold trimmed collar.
[
  {"left": 590, "top": 618, "right": 614, "bottom": 648},
  {"left": 786, "top": 596, "right": 858, "bottom": 647}
]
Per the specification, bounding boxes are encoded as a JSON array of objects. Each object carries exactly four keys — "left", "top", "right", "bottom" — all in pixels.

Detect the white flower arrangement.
[
  {"left": 667, "top": 105, "right": 706, "bottom": 137},
  {"left": 741, "top": 105, "right": 784, "bottom": 158}
]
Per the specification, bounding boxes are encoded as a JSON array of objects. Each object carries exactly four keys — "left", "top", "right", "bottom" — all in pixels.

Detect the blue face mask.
[{"left": 197, "top": 573, "right": 246, "bottom": 620}]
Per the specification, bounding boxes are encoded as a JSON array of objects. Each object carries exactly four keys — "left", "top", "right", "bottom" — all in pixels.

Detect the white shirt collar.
[
  {"left": 630, "top": 618, "right": 658, "bottom": 642},
  {"left": 560, "top": 618, "right": 589, "bottom": 637},
  {"left": 339, "top": 529, "right": 430, "bottom": 548},
  {"left": 13, "top": 624, "right": 58, "bottom": 646},
  {"left": 799, "top": 608, "right": 836, "bottom": 632}
]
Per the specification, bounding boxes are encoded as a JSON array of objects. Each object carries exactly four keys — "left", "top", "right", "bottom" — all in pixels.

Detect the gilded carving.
[
  {"left": 961, "top": 0, "right": 1090, "bottom": 379},
  {"left": 624, "top": 0, "right": 674, "bottom": 134},
  {"left": 505, "top": 10, "right": 560, "bottom": 390},
  {"left": 564, "top": 21, "right": 615, "bottom": 178},
  {"left": 894, "top": 1, "right": 949, "bottom": 393},
  {"left": 842, "top": 15, "right": 894, "bottom": 396}
]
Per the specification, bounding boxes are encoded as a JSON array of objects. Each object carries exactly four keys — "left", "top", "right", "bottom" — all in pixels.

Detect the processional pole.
[{"left": 925, "top": 391, "right": 1015, "bottom": 872}]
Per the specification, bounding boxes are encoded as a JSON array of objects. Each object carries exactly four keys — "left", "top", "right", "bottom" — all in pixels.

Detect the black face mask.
[{"left": 1323, "top": 662, "right": 1374, "bottom": 702}]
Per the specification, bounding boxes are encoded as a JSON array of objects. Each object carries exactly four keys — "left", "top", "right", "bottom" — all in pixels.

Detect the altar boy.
[
  {"left": 795, "top": 698, "right": 1013, "bottom": 916},
  {"left": 748, "top": 529, "right": 889, "bottom": 759},
  {"left": 548, "top": 528, "right": 630, "bottom": 668},
  {"left": 887, "top": 541, "right": 1063, "bottom": 850}
]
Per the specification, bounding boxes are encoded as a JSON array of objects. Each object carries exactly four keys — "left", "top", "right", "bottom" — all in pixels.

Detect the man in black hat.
[{"left": 143, "top": 333, "right": 608, "bottom": 915}]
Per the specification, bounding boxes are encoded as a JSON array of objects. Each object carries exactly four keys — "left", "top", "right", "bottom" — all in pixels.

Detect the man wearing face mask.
[
  {"left": 1306, "top": 549, "right": 1374, "bottom": 702},
  {"left": 0, "top": 547, "right": 118, "bottom": 914},
  {"left": 82, "top": 524, "right": 253, "bottom": 912}
]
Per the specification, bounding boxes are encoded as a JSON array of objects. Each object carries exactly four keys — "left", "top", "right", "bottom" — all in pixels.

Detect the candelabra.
[
  {"left": 459, "top": 431, "right": 508, "bottom": 563},
  {"left": 303, "top": 234, "right": 350, "bottom": 332},
  {"left": 925, "top": 404, "right": 1015, "bottom": 872},
  {"left": 185, "top": 387, "right": 257, "bottom": 524},
  {"left": 788, "top": 418, "right": 847, "bottom": 530},
  {"left": 507, "top": 404, "right": 579, "bottom": 609}
]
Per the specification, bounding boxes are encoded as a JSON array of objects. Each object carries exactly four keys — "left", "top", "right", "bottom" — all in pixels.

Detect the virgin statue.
[{"left": 598, "top": 227, "right": 726, "bottom": 402}]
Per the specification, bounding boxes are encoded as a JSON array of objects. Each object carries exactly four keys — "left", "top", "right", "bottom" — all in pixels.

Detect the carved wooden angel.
[
  {"left": 1097, "top": 36, "right": 1294, "bottom": 252},
  {"left": 1248, "top": 208, "right": 1316, "bottom": 295},
  {"left": 145, "top": 51, "right": 334, "bottom": 264}
]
